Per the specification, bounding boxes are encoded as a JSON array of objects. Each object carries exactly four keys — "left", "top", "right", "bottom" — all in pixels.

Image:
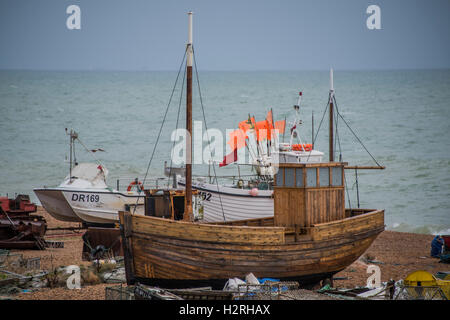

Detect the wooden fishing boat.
[
  {"left": 119, "top": 12, "right": 385, "bottom": 289},
  {"left": 120, "top": 162, "right": 384, "bottom": 289}
]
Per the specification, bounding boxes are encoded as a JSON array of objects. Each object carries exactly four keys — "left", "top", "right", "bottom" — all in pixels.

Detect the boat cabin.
[
  {"left": 274, "top": 162, "right": 347, "bottom": 228},
  {"left": 143, "top": 189, "right": 200, "bottom": 221}
]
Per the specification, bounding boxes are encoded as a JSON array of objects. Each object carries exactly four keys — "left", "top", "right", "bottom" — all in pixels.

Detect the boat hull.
[
  {"left": 119, "top": 209, "right": 384, "bottom": 289},
  {"left": 34, "top": 188, "right": 144, "bottom": 224},
  {"left": 178, "top": 181, "right": 274, "bottom": 222},
  {"left": 34, "top": 189, "right": 82, "bottom": 222},
  {"left": 62, "top": 190, "right": 144, "bottom": 224}
]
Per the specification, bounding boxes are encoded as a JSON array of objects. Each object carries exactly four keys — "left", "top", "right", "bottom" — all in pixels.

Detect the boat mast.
[
  {"left": 329, "top": 68, "right": 334, "bottom": 162},
  {"left": 184, "top": 12, "right": 193, "bottom": 219},
  {"left": 311, "top": 111, "right": 314, "bottom": 149},
  {"left": 69, "top": 129, "right": 72, "bottom": 180},
  {"left": 66, "top": 128, "right": 78, "bottom": 182}
]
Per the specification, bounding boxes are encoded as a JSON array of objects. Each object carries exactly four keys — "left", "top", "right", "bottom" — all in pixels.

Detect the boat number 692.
[
  {"left": 198, "top": 191, "right": 212, "bottom": 201},
  {"left": 71, "top": 193, "right": 100, "bottom": 202}
]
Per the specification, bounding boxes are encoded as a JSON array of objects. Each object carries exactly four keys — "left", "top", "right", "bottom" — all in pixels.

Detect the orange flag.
[
  {"left": 238, "top": 116, "right": 255, "bottom": 134},
  {"left": 255, "top": 120, "right": 269, "bottom": 141},
  {"left": 266, "top": 110, "right": 275, "bottom": 140},
  {"left": 227, "top": 129, "right": 247, "bottom": 150},
  {"left": 274, "top": 120, "right": 286, "bottom": 134},
  {"left": 266, "top": 110, "right": 274, "bottom": 129}
]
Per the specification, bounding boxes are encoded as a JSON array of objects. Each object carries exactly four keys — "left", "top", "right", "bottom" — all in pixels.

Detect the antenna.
[{"left": 329, "top": 68, "right": 334, "bottom": 161}]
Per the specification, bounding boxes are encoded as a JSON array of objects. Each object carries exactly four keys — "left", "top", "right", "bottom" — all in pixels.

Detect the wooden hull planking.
[{"left": 119, "top": 209, "right": 384, "bottom": 288}]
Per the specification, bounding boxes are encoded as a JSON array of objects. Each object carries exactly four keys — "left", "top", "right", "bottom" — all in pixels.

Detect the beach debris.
[
  {"left": 0, "top": 251, "right": 41, "bottom": 272},
  {"left": 361, "top": 253, "right": 384, "bottom": 265},
  {"left": 0, "top": 194, "right": 37, "bottom": 216},
  {"left": 0, "top": 194, "right": 47, "bottom": 250},
  {"left": 356, "top": 281, "right": 395, "bottom": 300},
  {"left": 319, "top": 273, "right": 448, "bottom": 301},
  {"left": 32, "top": 257, "right": 126, "bottom": 292},
  {"left": 245, "top": 272, "right": 259, "bottom": 285},
  {"left": 316, "top": 279, "right": 398, "bottom": 300},
  {"left": 0, "top": 258, "right": 49, "bottom": 295},
  {"left": 367, "top": 259, "right": 384, "bottom": 265},
  {"left": 165, "top": 287, "right": 236, "bottom": 300},
  {"left": 105, "top": 284, "right": 135, "bottom": 300},
  {"left": 44, "top": 241, "right": 64, "bottom": 248},
  {"left": 333, "top": 277, "right": 350, "bottom": 281},
  {"left": 439, "top": 254, "right": 450, "bottom": 264},
  {"left": 223, "top": 277, "right": 246, "bottom": 291},
  {"left": 102, "top": 266, "right": 126, "bottom": 283},
  {"left": 223, "top": 273, "right": 300, "bottom": 300},
  {"left": 134, "top": 283, "right": 183, "bottom": 300},
  {"left": 82, "top": 227, "right": 122, "bottom": 261},
  {"left": 132, "top": 279, "right": 303, "bottom": 301},
  {"left": 393, "top": 270, "right": 449, "bottom": 300},
  {"left": 394, "top": 280, "right": 446, "bottom": 300},
  {"left": 435, "top": 271, "right": 450, "bottom": 280}
]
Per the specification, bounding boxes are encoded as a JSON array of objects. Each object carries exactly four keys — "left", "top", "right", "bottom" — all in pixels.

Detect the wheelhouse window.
[
  {"left": 284, "top": 168, "right": 295, "bottom": 187},
  {"left": 319, "top": 167, "right": 329, "bottom": 187},
  {"left": 306, "top": 168, "right": 317, "bottom": 187},
  {"left": 296, "top": 168, "right": 303, "bottom": 187},
  {"left": 276, "top": 168, "right": 284, "bottom": 186},
  {"left": 331, "top": 166, "right": 343, "bottom": 186},
  {"left": 276, "top": 165, "right": 343, "bottom": 188}
]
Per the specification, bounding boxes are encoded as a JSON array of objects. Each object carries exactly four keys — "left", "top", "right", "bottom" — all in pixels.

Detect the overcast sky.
[{"left": 0, "top": 0, "right": 449, "bottom": 70}]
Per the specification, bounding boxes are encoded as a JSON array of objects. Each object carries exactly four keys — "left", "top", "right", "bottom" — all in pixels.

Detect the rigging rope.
[
  {"left": 167, "top": 58, "right": 187, "bottom": 188},
  {"left": 306, "top": 96, "right": 330, "bottom": 162},
  {"left": 192, "top": 46, "right": 227, "bottom": 222},
  {"left": 132, "top": 47, "right": 188, "bottom": 213},
  {"left": 332, "top": 96, "right": 352, "bottom": 209},
  {"left": 75, "top": 136, "right": 105, "bottom": 169},
  {"left": 332, "top": 95, "right": 383, "bottom": 168}
]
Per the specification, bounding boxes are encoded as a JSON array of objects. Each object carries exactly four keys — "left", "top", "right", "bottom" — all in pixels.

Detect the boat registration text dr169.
[{"left": 71, "top": 193, "right": 100, "bottom": 202}]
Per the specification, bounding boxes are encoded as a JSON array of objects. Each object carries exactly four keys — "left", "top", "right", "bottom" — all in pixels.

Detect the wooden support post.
[
  {"left": 329, "top": 98, "right": 334, "bottom": 162},
  {"left": 184, "top": 12, "right": 193, "bottom": 221},
  {"left": 329, "top": 68, "right": 334, "bottom": 162},
  {"left": 119, "top": 211, "right": 136, "bottom": 285}
]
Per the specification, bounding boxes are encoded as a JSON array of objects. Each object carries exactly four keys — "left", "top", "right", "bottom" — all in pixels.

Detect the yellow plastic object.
[
  {"left": 440, "top": 273, "right": 450, "bottom": 280},
  {"left": 434, "top": 278, "right": 450, "bottom": 300},
  {"left": 401, "top": 271, "right": 450, "bottom": 300},
  {"left": 404, "top": 271, "right": 437, "bottom": 287}
]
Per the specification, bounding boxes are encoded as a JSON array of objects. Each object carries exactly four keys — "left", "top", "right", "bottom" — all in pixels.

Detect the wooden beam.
[{"left": 280, "top": 162, "right": 348, "bottom": 168}]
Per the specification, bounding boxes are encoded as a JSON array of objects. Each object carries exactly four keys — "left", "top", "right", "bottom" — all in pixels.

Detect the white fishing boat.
[
  {"left": 34, "top": 130, "right": 145, "bottom": 224},
  {"left": 177, "top": 178, "right": 273, "bottom": 222}
]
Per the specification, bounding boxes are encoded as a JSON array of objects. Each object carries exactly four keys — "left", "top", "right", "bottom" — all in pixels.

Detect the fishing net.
[{"left": 105, "top": 284, "right": 135, "bottom": 300}]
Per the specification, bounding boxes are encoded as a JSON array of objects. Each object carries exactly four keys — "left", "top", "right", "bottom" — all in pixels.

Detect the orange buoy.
[
  {"left": 292, "top": 144, "right": 312, "bottom": 152},
  {"left": 127, "top": 180, "right": 144, "bottom": 192}
]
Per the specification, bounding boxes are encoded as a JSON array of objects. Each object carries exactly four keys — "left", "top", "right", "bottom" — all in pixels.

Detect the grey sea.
[{"left": 0, "top": 69, "right": 449, "bottom": 235}]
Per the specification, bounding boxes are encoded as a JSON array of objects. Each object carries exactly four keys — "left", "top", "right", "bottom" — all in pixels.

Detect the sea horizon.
[{"left": 1, "top": 69, "right": 449, "bottom": 235}]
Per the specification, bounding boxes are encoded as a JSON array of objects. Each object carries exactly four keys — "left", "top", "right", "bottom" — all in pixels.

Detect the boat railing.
[
  {"left": 112, "top": 176, "right": 175, "bottom": 192},
  {"left": 113, "top": 173, "right": 273, "bottom": 192},
  {"left": 191, "top": 174, "right": 273, "bottom": 190}
]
